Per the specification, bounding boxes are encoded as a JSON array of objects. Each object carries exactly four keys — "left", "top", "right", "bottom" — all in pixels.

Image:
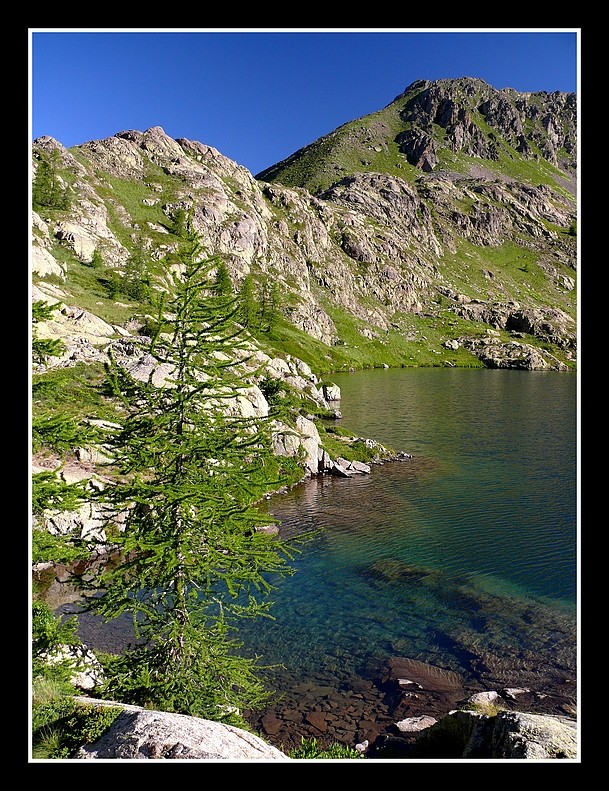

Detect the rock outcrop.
[
  {"left": 412, "top": 709, "right": 578, "bottom": 760},
  {"left": 71, "top": 700, "right": 290, "bottom": 760},
  {"left": 32, "top": 76, "right": 577, "bottom": 372}
]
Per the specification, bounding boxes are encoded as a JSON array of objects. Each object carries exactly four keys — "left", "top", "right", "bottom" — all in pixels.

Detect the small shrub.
[
  {"left": 32, "top": 600, "right": 80, "bottom": 658},
  {"left": 32, "top": 699, "right": 121, "bottom": 759}
]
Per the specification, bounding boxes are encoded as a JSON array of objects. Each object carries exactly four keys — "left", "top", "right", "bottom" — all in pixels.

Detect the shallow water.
[
  {"left": 56, "top": 367, "right": 578, "bottom": 752},
  {"left": 233, "top": 368, "right": 578, "bottom": 748}
]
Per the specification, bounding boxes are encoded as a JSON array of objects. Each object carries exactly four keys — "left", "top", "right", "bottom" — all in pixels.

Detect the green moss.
[{"left": 459, "top": 701, "right": 504, "bottom": 717}]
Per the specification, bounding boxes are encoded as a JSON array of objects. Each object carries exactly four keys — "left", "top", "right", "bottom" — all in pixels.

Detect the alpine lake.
[{"left": 48, "top": 367, "right": 578, "bottom": 755}]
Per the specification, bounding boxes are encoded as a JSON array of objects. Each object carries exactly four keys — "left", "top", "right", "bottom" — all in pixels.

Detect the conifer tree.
[
  {"left": 238, "top": 273, "right": 258, "bottom": 330},
  {"left": 213, "top": 261, "right": 233, "bottom": 298},
  {"left": 122, "top": 248, "right": 151, "bottom": 302},
  {"left": 259, "top": 276, "right": 280, "bottom": 333},
  {"left": 32, "top": 151, "right": 69, "bottom": 210},
  {"left": 81, "top": 226, "right": 295, "bottom": 721}
]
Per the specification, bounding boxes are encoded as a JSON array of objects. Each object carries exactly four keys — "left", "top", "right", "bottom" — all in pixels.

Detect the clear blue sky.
[{"left": 30, "top": 28, "right": 579, "bottom": 177}]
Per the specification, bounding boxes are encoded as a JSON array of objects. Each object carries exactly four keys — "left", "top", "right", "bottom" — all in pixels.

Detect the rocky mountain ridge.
[{"left": 32, "top": 77, "right": 577, "bottom": 376}]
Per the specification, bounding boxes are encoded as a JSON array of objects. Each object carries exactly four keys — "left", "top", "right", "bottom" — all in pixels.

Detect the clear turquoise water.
[
  {"left": 236, "top": 368, "right": 577, "bottom": 686},
  {"left": 62, "top": 367, "right": 577, "bottom": 704}
]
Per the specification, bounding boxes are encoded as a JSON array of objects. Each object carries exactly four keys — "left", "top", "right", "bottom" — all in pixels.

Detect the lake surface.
[
  {"left": 58, "top": 367, "right": 578, "bottom": 752},
  {"left": 235, "top": 368, "right": 578, "bottom": 748}
]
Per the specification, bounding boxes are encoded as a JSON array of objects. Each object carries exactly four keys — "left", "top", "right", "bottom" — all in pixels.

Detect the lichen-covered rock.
[
  {"left": 413, "top": 708, "right": 578, "bottom": 759},
  {"left": 488, "top": 711, "right": 578, "bottom": 759}
]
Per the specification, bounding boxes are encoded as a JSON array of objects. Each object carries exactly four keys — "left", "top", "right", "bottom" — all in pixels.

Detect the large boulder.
[
  {"left": 272, "top": 415, "right": 322, "bottom": 476},
  {"left": 73, "top": 703, "right": 290, "bottom": 760},
  {"left": 413, "top": 709, "right": 578, "bottom": 759}
]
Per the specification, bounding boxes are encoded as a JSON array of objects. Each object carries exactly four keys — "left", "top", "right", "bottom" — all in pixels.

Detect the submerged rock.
[{"left": 381, "top": 657, "right": 464, "bottom": 693}]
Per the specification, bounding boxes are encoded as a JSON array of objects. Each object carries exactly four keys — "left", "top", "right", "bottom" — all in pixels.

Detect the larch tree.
[
  {"left": 212, "top": 260, "right": 233, "bottom": 298},
  {"left": 81, "top": 225, "right": 296, "bottom": 721},
  {"left": 238, "top": 273, "right": 258, "bottom": 331}
]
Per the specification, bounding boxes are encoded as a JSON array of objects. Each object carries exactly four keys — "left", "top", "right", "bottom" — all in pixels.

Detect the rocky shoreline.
[{"left": 242, "top": 645, "right": 576, "bottom": 757}]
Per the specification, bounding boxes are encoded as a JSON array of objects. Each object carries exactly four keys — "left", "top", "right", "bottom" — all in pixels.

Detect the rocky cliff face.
[
  {"left": 391, "top": 78, "right": 576, "bottom": 174},
  {"left": 31, "top": 77, "right": 577, "bottom": 373}
]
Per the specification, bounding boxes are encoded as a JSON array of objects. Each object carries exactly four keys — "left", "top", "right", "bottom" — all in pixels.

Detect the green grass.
[
  {"left": 32, "top": 695, "right": 122, "bottom": 759},
  {"left": 435, "top": 239, "right": 576, "bottom": 317},
  {"left": 315, "top": 421, "right": 394, "bottom": 463},
  {"left": 253, "top": 302, "right": 513, "bottom": 374},
  {"left": 288, "top": 736, "right": 364, "bottom": 760},
  {"left": 32, "top": 361, "right": 122, "bottom": 424}
]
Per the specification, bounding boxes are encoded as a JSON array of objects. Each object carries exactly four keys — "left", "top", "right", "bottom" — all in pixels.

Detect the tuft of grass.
[
  {"left": 459, "top": 700, "right": 505, "bottom": 717},
  {"left": 32, "top": 676, "right": 74, "bottom": 707},
  {"left": 31, "top": 697, "right": 122, "bottom": 759},
  {"left": 288, "top": 736, "right": 364, "bottom": 759}
]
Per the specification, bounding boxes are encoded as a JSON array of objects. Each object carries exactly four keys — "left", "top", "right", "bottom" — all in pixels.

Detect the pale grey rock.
[
  {"left": 40, "top": 644, "right": 105, "bottom": 691},
  {"left": 227, "top": 385, "right": 269, "bottom": 419},
  {"left": 294, "top": 415, "right": 322, "bottom": 476},
  {"left": 123, "top": 352, "right": 177, "bottom": 388},
  {"left": 76, "top": 446, "right": 114, "bottom": 465},
  {"left": 32, "top": 283, "right": 62, "bottom": 307},
  {"left": 73, "top": 706, "right": 290, "bottom": 760},
  {"left": 255, "top": 524, "right": 280, "bottom": 535},
  {"left": 318, "top": 448, "right": 334, "bottom": 471},
  {"left": 271, "top": 415, "right": 322, "bottom": 476},
  {"left": 322, "top": 382, "right": 341, "bottom": 401},
  {"left": 33, "top": 282, "right": 67, "bottom": 303},
  {"left": 486, "top": 711, "right": 578, "bottom": 759},
  {"left": 32, "top": 244, "right": 66, "bottom": 279},
  {"left": 396, "top": 715, "right": 438, "bottom": 733},
  {"left": 32, "top": 291, "right": 118, "bottom": 354},
  {"left": 265, "top": 356, "right": 291, "bottom": 377},
  {"left": 466, "top": 691, "right": 501, "bottom": 706},
  {"left": 42, "top": 501, "right": 111, "bottom": 544},
  {"left": 54, "top": 220, "right": 98, "bottom": 263},
  {"left": 502, "top": 687, "right": 531, "bottom": 700},
  {"left": 415, "top": 709, "right": 578, "bottom": 760},
  {"left": 289, "top": 357, "right": 315, "bottom": 380},
  {"left": 334, "top": 457, "right": 371, "bottom": 475},
  {"left": 32, "top": 210, "right": 51, "bottom": 235},
  {"left": 330, "top": 462, "right": 353, "bottom": 478},
  {"left": 464, "top": 338, "right": 569, "bottom": 371},
  {"left": 349, "top": 459, "right": 371, "bottom": 474}
]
